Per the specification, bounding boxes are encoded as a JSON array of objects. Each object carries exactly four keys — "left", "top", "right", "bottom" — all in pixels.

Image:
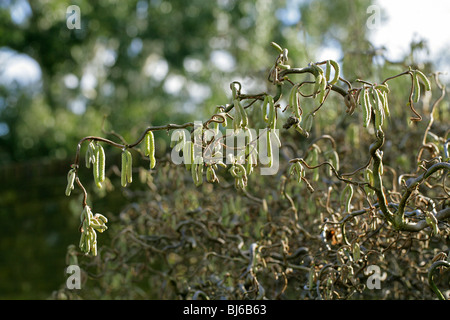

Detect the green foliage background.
[{"left": 0, "top": 0, "right": 448, "bottom": 299}]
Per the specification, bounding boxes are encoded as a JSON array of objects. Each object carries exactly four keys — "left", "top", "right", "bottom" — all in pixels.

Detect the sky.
[
  {"left": 371, "top": 0, "right": 450, "bottom": 64},
  {"left": 307, "top": 0, "right": 450, "bottom": 83}
]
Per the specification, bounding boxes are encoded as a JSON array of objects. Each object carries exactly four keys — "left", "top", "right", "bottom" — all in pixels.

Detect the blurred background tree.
[
  {"left": 0, "top": 0, "right": 447, "bottom": 299},
  {"left": 0, "top": 0, "right": 383, "bottom": 164}
]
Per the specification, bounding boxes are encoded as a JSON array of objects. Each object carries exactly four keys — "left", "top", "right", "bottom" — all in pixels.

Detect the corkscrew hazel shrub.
[{"left": 61, "top": 42, "right": 449, "bottom": 300}]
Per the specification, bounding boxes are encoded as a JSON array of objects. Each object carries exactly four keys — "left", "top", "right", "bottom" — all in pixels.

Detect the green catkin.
[
  {"left": 270, "top": 42, "right": 283, "bottom": 53},
  {"left": 126, "top": 149, "right": 133, "bottom": 183},
  {"left": 345, "top": 184, "right": 353, "bottom": 213},
  {"left": 266, "top": 129, "right": 272, "bottom": 168},
  {"left": 313, "top": 73, "right": 323, "bottom": 98},
  {"left": 86, "top": 205, "right": 93, "bottom": 222},
  {"left": 190, "top": 140, "right": 195, "bottom": 167},
  {"left": 97, "top": 144, "right": 105, "bottom": 183},
  {"left": 246, "top": 150, "right": 254, "bottom": 176},
  {"left": 374, "top": 88, "right": 385, "bottom": 121},
  {"left": 365, "top": 168, "right": 374, "bottom": 185},
  {"left": 85, "top": 141, "right": 96, "bottom": 169},
  {"left": 288, "top": 162, "right": 296, "bottom": 177},
  {"left": 413, "top": 71, "right": 420, "bottom": 103},
  {"left": 318, "top": 71, "right": 328, "bottom": 104},
  {"left": 245, "top": 129, "right": 254, "bottom": 175},
  {"left": 191, "top": 157, "right": 203, "bottom": 186},
  {"left": 121, "top": 150, "right": 127, "bottom": 187},
  {"left": 289, "top": 84, "right": 301, "bottom": 119},
  {"left": 79, "top": 231, "right": 86, "bottom": 251},
  {"left": 289, "top": 162, "right": 304, "bottom": 184},
  {"left": 370, "top": 88, "right": 384, "bottom": 129},
  {"left": 328, "top": 150, "right": 339, "bottom": 176},
  {"left": 145, "top": 131, "right": 156, "bottom": 169},
  {"left": 85, "top": 146, "right": 92, "bottom": 169},
  {"left": 262, "top": 95, "right": 269, "bottom": 123},
  {"left": 65, "top": 168, "right": 76, "bottom": 196},
  {"left": 170, "top": 130, "right": 178, "bottom": 148},
  {"left": 375, "top": 83, "right": 390, "bottom": 94},
  {"left": 364, "top": 168, "right": 375, "bottom": 197},
  {"left": 183, "top": 141, "right": 193, "bottom": 170},
  {"left": 425, "top": 212, "right": 439, "bottom": 235},
  {"left": 144, "top": 131, "right": 151, "bottom": 155},
  {"left": 191, "top": 161, "right": 199, "bottom": 186},
  {"left": 289, "top": 84, "right": 296, "bottom": 110},
  {"left": 304, "top": 113, "right": 314, "bottom": 133},
  {"left": 80, "top": 205, "right": 87, "bottom": 223},
  {"left": 332, "top": 150, "right": 339, "bottom": 171},
  {"left": 173, "top": 130, "right": 186, "bottom": 152},
  {"left": 325, "top": 60, "right": 331, "bottom": 82},
  {"left": 206, "top": 165, "right": 216, "bottom": 183},
  {"left": 78, "top": 210, "right": 107, "bottom": 256},
  {"left": 266, "top": 95, "right": 276, "bottom": 129},
  {"left": 121, "top": 149, "right": 130, "bottom": 187},
  {"left": 361, "top": 88, "right": 371, "bottom": 128},
  {"left": 197, "top": 158, "right": 203, "bottom": 186},
  {"left": 415, "top": 70, "right": 431, "bottom": 91},
  {"left": 234, "top": 98, "right": 248, "bottom": 129},
  {"left": 95, "top": 213, "right": 108, "bottom": 224},
  {"left": 233, "top": 106, "right": 241, "bottom": 132},
  {"left": 231, "top": 83, "right": 245, "bottom": 130},
  {"left": 374, "top": 109, "right": 382, "bottom": 129},
  {"left": 380, "top": 90, "right": 390, "bottom": 118},
  {"left": 84, "top": 230, "right": 91, "bottom": 254},
  {"left": 232, "top": 163, "right": 247, "bottom": 190},
  {"left": 93, "top": 144, "right": 105, "bottom": 189},
  {"left": 91, "top": 239, "right": 97, "bottom": 256},
  {"left": 93, "top": 144, "right": 102, "bottom": 189},
  {"left": 144, "top": 131, "right": 150, "bottom": 157},
  {"left": 329, "top": 60, "right": 340, "bottom": 85},
  {"left": 89, "top": 228, "right": 97, "bottom": 255}
]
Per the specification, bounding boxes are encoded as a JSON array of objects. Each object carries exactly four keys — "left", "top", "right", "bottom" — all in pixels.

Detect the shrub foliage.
[{"left": 55, "top": 42, "right": 449, "bottom": 300}]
